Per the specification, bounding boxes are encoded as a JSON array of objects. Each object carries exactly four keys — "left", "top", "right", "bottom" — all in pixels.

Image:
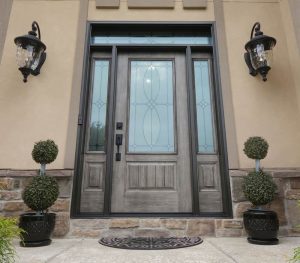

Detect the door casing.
[{"left": 71, "top": 22, "right": 233, "bottom": 218}]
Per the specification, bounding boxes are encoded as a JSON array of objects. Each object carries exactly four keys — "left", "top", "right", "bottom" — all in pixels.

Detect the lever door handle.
[{"left": 115, "top": 134, "right": 123, "bottom": 161}]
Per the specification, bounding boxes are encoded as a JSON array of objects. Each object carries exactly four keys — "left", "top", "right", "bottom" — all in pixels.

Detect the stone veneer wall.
[
  {"left": 1, "top": 169, "right": 300, "bottom": 238},
  {"left": 0, "top": 170, "right": 72, "bottom": 237}
]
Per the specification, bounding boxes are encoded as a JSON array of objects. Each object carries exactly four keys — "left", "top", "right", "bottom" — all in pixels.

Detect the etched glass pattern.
[
  {"left": 194, "top": 60, "right": 216, "bottom": 153},
  {"left": 129, "top": 61, "right": 175, "bottom": 152},
  {"left": 88, "top": 60, "right": 109, "bottom": 151}
]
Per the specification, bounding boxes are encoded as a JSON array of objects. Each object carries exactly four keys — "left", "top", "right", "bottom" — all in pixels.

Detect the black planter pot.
[
  {"left": 243, "top": 209, "right": 279, "bottom": 245},
  {"left": 19, "top": 212, "right": 56, "bottom": 247}
]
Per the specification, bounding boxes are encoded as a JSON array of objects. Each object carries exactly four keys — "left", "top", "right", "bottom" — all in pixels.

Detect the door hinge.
[{"left": 78, "top": 115, "right": 83, "bottom": 125}]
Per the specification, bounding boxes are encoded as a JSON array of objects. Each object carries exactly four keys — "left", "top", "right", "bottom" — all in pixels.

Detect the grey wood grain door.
[{"left": 110, "top": 52, "right": 193, "bottom": 213}]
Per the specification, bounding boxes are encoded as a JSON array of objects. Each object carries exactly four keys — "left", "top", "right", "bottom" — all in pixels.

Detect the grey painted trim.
[
  {"left": 64, "top": 0, "right": 89, "bottom": 169},
  {"left": 213, "top": 0, "right": 240, "bottom": 169},
  {"left": 183, "top": 0, "right": 207, "bottom": 9},
  {"left": 96, "top": 0, "right": 120, "bottom": 8},
  {"left": 128, "top": 0, "right": 175, "bottom": 9},
  {"left": 0, "top": 0, "right": 12, "bottom": 64},
  {"left": 288, "top": 0, "right": 300, "bottom": 52}
]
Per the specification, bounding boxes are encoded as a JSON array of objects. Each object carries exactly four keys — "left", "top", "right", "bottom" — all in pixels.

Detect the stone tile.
[
  {"left": 229, "top": 170, "right": 248, "bottom": 177},
  {"left": 100, "top": 229, "right": 134, "bottom": 238},
  {"left": 270, "top": 197, "right": 287, "bottom": 225},
  {"left": 110, "top": 219, "right": 139, "bottom": 229},
  {"left": 3, "top": 200, "right": 24, "bottom": 211},
  {"left": 215, "top": 229, "right": 243, "bottom": 237},
  {"left": 161, "top": 219, "right": 187, "bottom": 229},
  {"left": 56, "top": 178, "right": 72, "bottom": 198},
  {"left": 50, "top": 199, "right": 70, "bottom": 212},
  {"left": 222, "top": 219, "right": 243, "bottom": 229},
  {"left": 186, "top": 219, "right": 215, "bottom": 236},
  {"left": 286, "top": 189, "right": 300, "bottom": 200},
  {"left": 71, "top": 219, "right": 109, "bottom": 229},
  {"left": 286, "top": 200, "right": 300, "bottom": 228},
  {"left": 53, "top": 212, "right": 70, "bottom": 237},
  {"left": 139, "top": 219, "right": 161, "bottom": 228},
  {"left": 230, "top": 176, "right": 247, "bottom": 202},
  {"left": 233, "top": 201, "right": 252, "bottom": 218},
  {"left": 0, "top": 178, "right": 14, "bottom": 190},
  {"left": 0, "top": 190, "right": 22, "bottom": 200},
  {"left": 290, "top": 178, "right": 300, "bottom": 189},
  {"left": 134, "top": 228, "right": 171, "bottom": 238},
  {"left": 71, "top": 229, "right": 102, "bottom": 238}
]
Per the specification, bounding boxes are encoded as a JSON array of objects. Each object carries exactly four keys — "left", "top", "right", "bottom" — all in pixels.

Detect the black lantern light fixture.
[
  {"left": 14, "top": 21, "right": 46, "bottom": 83},
  {"left": 244, "top": 22, "right": 276, "bottom": 81}
]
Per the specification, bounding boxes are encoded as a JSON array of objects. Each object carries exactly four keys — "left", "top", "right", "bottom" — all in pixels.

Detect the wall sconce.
[
  {"left": 14, "top": 21, "right": 46, "bottom": 83},
  {"left": 244, "top": 22, "right": 276, "bottom": 81}
]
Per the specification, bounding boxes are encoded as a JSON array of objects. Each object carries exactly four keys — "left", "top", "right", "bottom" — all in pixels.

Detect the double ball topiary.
[
  {"left": 32, "top": 140, "right": 58, "bottom": 164},
  {"left": 243, "top": 170, "right": 277, "bottom": 206},
  {"left": 243, "top": 136, "right": 269, "bottom": 160},
  {"left": 23, "top": 176, "right": 59, "bottom": 211}
]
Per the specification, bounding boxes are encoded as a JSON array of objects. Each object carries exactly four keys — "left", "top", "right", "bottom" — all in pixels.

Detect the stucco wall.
[
  {"left": 88, "top": 0, "right": 215, "bottom": 21},
  {"left": 223, "top": 0, "right": 300, "bottom": 169},
  {"left": 0, "top": 0, "right": 80, "bottom": 169},
  {"left": 0, "top": 0, "right": 299, "bottom": 170}
]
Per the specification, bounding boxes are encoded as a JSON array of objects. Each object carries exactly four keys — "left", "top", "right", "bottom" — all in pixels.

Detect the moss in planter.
[
  {"left": 243, "top": 136, "right": 269, "bottom": 160},
  {"left": 23, "top": 176, "right": 59, "bottom": 211},
  {"left": 243, "top": 170, "right": 277, "bottom": 206}
]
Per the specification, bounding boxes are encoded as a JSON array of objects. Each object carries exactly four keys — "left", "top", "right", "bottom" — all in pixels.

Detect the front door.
[{"left": 111, "top": 52, "right": 192, "bottom": 213}]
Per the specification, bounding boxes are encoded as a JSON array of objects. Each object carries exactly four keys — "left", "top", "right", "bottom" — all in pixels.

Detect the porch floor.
[{"left": 15, "top": 237, "right": 300, "bottom": 263}]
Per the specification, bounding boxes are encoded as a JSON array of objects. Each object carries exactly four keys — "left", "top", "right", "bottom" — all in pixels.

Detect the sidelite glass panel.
[
  {"left": 129, "top": 61, "right": 175, "bottom": 153},
  {"left": 194, "top": 60, "right": 216, "bottom": 153},
  {"left": 88, "top": 60, "right": 109, "bottom": 151}
]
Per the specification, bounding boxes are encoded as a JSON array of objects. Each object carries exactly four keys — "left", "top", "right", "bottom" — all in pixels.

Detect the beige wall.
[
  {"left": 88, "top": 0, "right": 214, "bottom": 21},
  {"left": 0, "top": 0, "right": 300, "bottom": 169},
  {"left": 0, "top": 0, "right": 80, "bottom": 169},
  {"left": 223, "top": 0, "right": 300, "bottom": 168}
]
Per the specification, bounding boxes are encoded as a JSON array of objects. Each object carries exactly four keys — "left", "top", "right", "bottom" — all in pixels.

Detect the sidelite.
[{"left": 73, "top": 23, "right": 231, "bottom": 217}]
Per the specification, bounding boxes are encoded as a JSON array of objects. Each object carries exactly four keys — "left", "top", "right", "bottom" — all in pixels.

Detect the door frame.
[{"left": 71, "top": 22, "right": 233, "bottom": 218}]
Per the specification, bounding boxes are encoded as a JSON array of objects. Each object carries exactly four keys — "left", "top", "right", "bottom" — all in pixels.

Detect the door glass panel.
[
  {"left": 88, "top": 60, "right": 109, "bottom": 151},
  {"left": 129, "top": 61, "right": 175, "bottom": 153},
  {"left": 92, "top": 36, "right": 211, "bottom": 45},
  {"left": 193, "top": 60, "right": 216, "bottom": 153}
]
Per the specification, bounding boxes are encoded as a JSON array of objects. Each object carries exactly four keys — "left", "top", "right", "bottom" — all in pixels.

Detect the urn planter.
[
  {"left": 243, "top": 209, "right": 279, "bottom": 245},
  {"left": 19, "top": 213, "right": 56, "bottom": 247}
]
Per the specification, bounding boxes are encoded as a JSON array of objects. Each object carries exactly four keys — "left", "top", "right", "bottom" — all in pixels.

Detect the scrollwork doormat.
[{"left": 99, "top": 237, "right": 203, "bottom": 250}]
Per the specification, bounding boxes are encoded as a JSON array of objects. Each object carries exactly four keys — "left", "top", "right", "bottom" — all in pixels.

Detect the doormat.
[{"left": 99, "top": 237, "right": 203, "bottom": 250}]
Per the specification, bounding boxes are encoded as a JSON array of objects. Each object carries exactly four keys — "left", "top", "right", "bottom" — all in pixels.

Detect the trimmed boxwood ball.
[
  {"left": 23, "top": 176, "right": 59, "bottom": 211},
  {"left": 243, "top": 136, "right": 269, "bottom": 160},
  {"left": 243, "top": 170, "right": 277, "bottom": 206},
  {"left": 32, "top": 140, "right": 58, "bottom": 164}
]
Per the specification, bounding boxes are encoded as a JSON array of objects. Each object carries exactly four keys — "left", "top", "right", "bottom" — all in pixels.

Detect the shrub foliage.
[
  {"left": 243, "top": 170, "right": 277, "bottom": 206},
  {"left": 32, "top": 140, "right": 58, "bottom": 164},
  {"left": 243, "top": 136, "right": 269, "bottom": 160},
  {"left": 0, "top": 217, "right": 23, "bottom": 263},
  {"left": 23, "top": 176, "right": 59, "bottom": 211}
]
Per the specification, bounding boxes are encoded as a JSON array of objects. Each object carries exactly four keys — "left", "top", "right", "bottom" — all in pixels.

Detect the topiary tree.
[
  {"left": 23, "top": 176, "right": 59, "bottom": 212},
  {"left": 243, "top": 136, "right": 277, "bottom": 208},
  {"left": 32, "top": 140, "right": 58, "bottom": 176},
  {"left": 243, "top": 136, "right": 268, "bottom": 172},
  {"left": 243, "top": 170, "right": 277, "bottom": 207},
  {"left": 24, "top": 140, "right": 59, "bottom": 215}
]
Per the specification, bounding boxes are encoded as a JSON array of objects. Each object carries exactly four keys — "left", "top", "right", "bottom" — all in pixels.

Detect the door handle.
[{"left": 115, "top": 134, "right": 123, "bottom": 161}]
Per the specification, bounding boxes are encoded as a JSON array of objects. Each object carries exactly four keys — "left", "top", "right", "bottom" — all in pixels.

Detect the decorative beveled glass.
[{"left": 128, "top": 61, "right": 175, "bottom": 153}]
